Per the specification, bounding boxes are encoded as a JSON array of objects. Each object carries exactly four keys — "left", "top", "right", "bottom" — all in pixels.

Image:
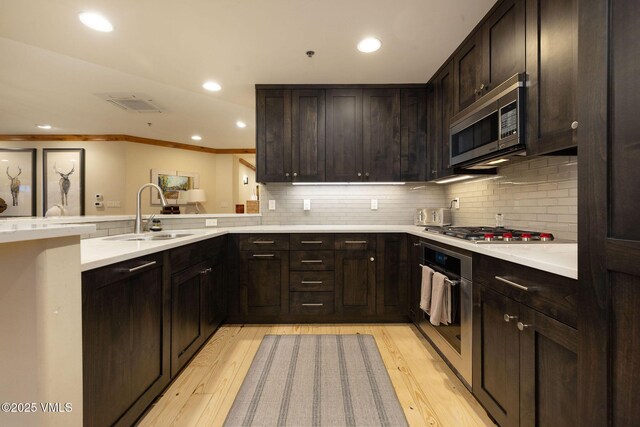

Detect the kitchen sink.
[{"left": 105, "top": 232, "right": 195, "bottom": 241}]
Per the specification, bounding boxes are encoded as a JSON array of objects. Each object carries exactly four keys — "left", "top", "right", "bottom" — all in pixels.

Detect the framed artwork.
[
  {"left": 43, "top": 148, "right": 85, "bottom": 216},
  {"left": 150, "top": 169, "right": 200, "bottom": 205},
  {"left": 0, "top": 148, "right": 36, "bottom": 217}
]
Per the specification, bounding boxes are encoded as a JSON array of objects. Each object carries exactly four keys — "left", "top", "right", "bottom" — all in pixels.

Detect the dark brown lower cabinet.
[
  {"left": 335, "top": 249, "right": 376, "bottom": 316},
  {"left": 407, "top": 235, "right": 422, "bottom": 322},
  {"left": 474, "top": 285, "right": 577, "bottom": 427},
  {"left": 376, "top": 233, "right": 408, "bottom": 315},
  {"left": 238, "top": 250, "right": 289, "bottom": 317},
  {"left": 82, "top": 253, "right": 169, "bottom": 427}
]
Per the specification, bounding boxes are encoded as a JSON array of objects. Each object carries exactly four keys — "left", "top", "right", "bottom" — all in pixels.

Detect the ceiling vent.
[{"left": 95, "top": 93, "right": 164, "bottom": 113}]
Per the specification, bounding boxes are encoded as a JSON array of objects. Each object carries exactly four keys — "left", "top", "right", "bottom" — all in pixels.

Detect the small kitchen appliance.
[{"left": 415, "top": 208, "right": 452, "bottom": 226}]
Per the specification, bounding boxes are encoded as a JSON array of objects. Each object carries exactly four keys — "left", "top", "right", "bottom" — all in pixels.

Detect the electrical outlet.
[
  {"left": 371, "top": 199, "right": 378, "bottom": 210},
  {"left": 452, "top": 198, "right": 460, "bottom": 209},
  {"left": 268, "top": 200, "right": 276, "bottom": 210},
  {"left": 94, "top": 194, "right": 103, "bottom": 200},
  {"left": 205, "top": 219, "right": 218, "bottom": 227},
  {"left": 94, "top": 201, "right": 104, "bottom": 208},
  {"left": 303, "top": 199, "right": 311, "bottom": 211}
]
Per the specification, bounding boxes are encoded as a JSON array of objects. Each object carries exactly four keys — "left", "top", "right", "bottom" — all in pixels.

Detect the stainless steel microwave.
[{"left": 450, "top": 74, "right": 526, "bottom": 169}]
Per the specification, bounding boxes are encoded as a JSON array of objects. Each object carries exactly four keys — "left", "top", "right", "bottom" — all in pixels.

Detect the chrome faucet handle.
[{"left": 143, "top": 214, "right": 156, "bottom": 232}]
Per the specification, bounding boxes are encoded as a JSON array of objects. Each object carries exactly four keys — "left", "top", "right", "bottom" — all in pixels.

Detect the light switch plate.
[
  {"left": 371, "top": 199, "right": 378, "bottom": 210},
  {"left": 269, "top": 200, "right": 276, "bottom": 210},
  {"left": 206, "top": 219, "right": 218, "bottom": 227},
  {"left": 303, "top": 199, "right": 311, "bottom": 210}
]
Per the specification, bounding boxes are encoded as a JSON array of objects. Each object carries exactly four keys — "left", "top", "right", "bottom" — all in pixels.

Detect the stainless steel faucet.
[{"left": 134, "top": 183, "right": 168, "bottom": 234}]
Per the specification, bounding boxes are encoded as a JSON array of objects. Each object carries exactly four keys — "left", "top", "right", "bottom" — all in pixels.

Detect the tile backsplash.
[{"left": 444, "top": 156, "right": 578, "bottom": 240}]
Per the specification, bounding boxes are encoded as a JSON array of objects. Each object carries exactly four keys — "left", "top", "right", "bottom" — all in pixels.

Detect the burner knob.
[
  {"left": 484, "top": 233, "right": 495, "bottom": 241},
  {"left": 540, "top": 233, "right": 552, "bottom": 242},
  {"left": 521, "top": 233, "right": 532, "bottom": 242},
  {"left": 503, "top": 232, "right": 513, "bottom": 242}
]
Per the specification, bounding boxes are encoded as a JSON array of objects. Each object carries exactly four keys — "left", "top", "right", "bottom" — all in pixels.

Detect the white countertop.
[
  {"left": 81, "top": 224, "right": 578, "bottom": 279},
  {"left": 0, "top": 222, "right": 96, "bottom": 244}
]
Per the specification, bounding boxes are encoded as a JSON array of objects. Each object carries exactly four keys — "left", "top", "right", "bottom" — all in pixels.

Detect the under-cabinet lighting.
[
  {"left": 291, "top": 182, "right": 405, "bottom": 186},
  {"left": 78, "top": 12, "right": 114, "bottom": 32},
  {"left": 486, "top": 158, "right": 509, "bottom": 165},
  {"left": 433, "top": 175, "right": 475, "bottom": 184}
]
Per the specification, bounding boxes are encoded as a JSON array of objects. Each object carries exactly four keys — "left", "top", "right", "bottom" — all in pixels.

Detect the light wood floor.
[{"left": 138, "top": 324, "right": 494, "bottom": 427}]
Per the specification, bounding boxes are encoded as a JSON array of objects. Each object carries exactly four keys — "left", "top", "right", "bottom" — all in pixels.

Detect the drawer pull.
[
  {"left": 302, "top": 303, "right": 324, "bottom": 307},
  {"left": 517, "top": 322, "right": 531, "bottom": 331},
  {"left": 345, "top": 240, "right": 367, "bottom": 244},
  {"left": 301, "top": 260, "right": 323, "bottom": 263},
  {"left": 253, "top": 240, "right": 275, "bottom": 244},
  {"left": 495, "top": 276, "right": 529, "bottom": 291},
  {"left": 128, "top": 261, "right": 157, "bottom": 272},
  {"left": 301, "top": 240, "right": 323, "bottom": 244},
  {"left": 301, "top": 280, "right": 323, "bottom": 284},
  {"left": 253, "top": 254, "right": 275, "bottom": 258},
  {"left": 200, "top": 267, "right": 212, "bottom": 274},
  {"left": 504, "top": 314, "right": 518, "bottom": 322}
]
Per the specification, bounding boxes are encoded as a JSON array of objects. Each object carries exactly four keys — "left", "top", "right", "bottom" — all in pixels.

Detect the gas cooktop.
[{"left": 423, "top": 226, "right": 554, "bottom": 243}]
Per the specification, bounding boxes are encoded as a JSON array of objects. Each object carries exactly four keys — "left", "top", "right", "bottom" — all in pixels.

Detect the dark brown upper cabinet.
[
  {"left": 525, "top": 0, "right": 578, "bottom": 155},
  {"left": 291, "top": 89, "right": 326, "bottom": 182},
  {"left": 363, "top": 88, "right": 401, "bottom": 181},
  {"left": 400, "top": 88, "right": 427, "bottom": 181},
  {"left": 256, "top": 89, "right": 291, "bottom": 182},
  {"left": 453, "top": 31, "right": 484, "bottom": 114},
  {"left": 482, "top": 0, "right": 526, "bottom": 91},
  {"left": 428, "top": 61, "right": 455, "bottom": 180},
  {"left": 325, "top": 88, "right": 364, "bottom": 181}
]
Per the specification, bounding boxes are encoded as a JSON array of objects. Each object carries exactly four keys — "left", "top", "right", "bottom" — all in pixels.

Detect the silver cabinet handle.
[
  {"left": 495, "top": 276, "right": 529, "bottom": 291},
  {"left": 253, "top": 240, "right": 275, "bottom": 244},
  {"left": 301, "top": 280, "right": 323, "bottom": 284},
  {"left": 571, "top": 121, "right": 579, "bottom": 130},
  {"left": 300, "top": 240, "right": 323, "bottom": 244},
  {"left": 413, "top": 242, "right": 421, "bottom": 247},
  {"left": 365, "top": 172, "right": 369, "bottom": 177},
  {"left": 293, "top": 172, "right": 298, "bottom": 177},
  {"left": 128, "top": 261, "right": 157, "bottom": 272},
  {"left": 345, "top": 240, "right": 367, "bottom": 244},
  {"left": 253, "top": 254, "right": 275, "bottom": 258},
  {"left": 301, "top": 260, "right": 323, "bottom": 263},
  {"left": 504, "top": 314, "right": 518, "bottom": 322},
  {"left": 285, "top": 173, "right": 290, "bottom": 177},
  {"left": 200, "top": 267, "right": 212, "bottom": 274},
  {"left": 517, "top": 322, "right": 531, "bottom": 331},
  {"left": 302, "top": 303, "right": 324, "bottom": 307}
]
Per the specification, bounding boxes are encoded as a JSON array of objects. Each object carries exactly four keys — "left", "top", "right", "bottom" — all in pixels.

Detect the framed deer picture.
[
  {"left": 0, "top": 148, "right": 36, "bottom": 217},
  {"left": 43, "top": 148, "right": 85, "bottom": 216}
]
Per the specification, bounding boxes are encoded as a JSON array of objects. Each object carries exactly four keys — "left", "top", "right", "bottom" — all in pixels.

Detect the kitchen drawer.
[
  {"left": 83, "top": 252, "right": 164, "bottom": 287},
  {"left": 169, "top": 236, "right": 225, "bottom": 273},
  {"left": 236, "top": 234, "right": 289, "bottom": 251},
  {"left": 334, "top": 234, "right": 377, "bottom": 250},
  {"left": 290, "top": 250, "right": 335, "bottom": 271},
  {"left": 290, "top": 271, "right": 334, "bottom": 292},
  {"left": 290, "top": 234, "right": 335, "bottom": 250},
  {"left": 289, "top": 292, "right": 335, "bottom": 315},
  {"left": 473, "top": 253, "right": 577, "bottom": 327}
]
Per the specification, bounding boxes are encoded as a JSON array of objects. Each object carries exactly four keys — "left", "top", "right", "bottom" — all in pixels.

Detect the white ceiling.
[{"left": 0, "top": 0, "right": 495, "bottom": 149}]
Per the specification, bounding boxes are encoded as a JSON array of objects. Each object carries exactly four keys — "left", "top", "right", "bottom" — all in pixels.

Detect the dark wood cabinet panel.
[
  {"left": 325, "top": 89, "right": 363, "bottom": 181},
  {"left": 334, "top": 233, "right": 376, "bottom": 250},
  {"left": 362, "top": 88, "right": 401, "bottom": 181},
  {"left": 454, "top": 32, "right": 484, "bottom": 114},
  {"left": 376, "top": 234, "right": 408, "bottom": 315},
  {"left": 238, "top": 251, "right": 289, "bottom": 317},
  {"left": 400, "top": 88, "right": 427, "bottom": 181},
  {"left": 429, "top": 61, "right": 455, "bottom": 178},
  {"left": 292, "top": 89, "right": 325, "bottom": 182},
  {"left": 289, "top": 233, "right": 334, "bottom": 250},
  {"left": 290, "top": 250, "right": 334, "bottom": 271},
  {"left": 473, "top": 285, "right": 520, "bottom": 427},
  {"left": 289, "top": 291, "right": 335, "bottom": 315},
  {"left": 335, "top": 249, "right": 376, "bottom": 316},
  {"left": 256, "top": 89, "right": 291, "bottom": 182},
  {"left": 482, "top": 0, "right": 526, "bottom": 90},
  {"left": 236, "top": 233, "right": 289, "bottom": 251},
  {"left": 203, "top": 260, "right": 226, "bottom": 338},
  {"left": 407, "top": 235, "right": 422, "bottom": 322},
  {"left": 83, "top": 254, "right": 168, "bottom": 427},
  {"left": 290, "top": 271, "right": 334, "bottom": 292},
  {"left": 525, "top": 0, "right": 578, "bottom": 155}
]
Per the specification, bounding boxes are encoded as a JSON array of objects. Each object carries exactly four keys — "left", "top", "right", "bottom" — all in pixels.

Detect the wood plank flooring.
[{"left": 138, "top": 324, "right": 494, "bottom": 427}]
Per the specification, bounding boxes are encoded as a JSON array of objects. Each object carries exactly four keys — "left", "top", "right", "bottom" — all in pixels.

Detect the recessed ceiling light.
[
  {"left": 1, "top": 159, "right": 8, "bottom": 162},
  {"left": 357, "top": 37, "right": 382, "bottom": 53},
  {"left": 236, "top": 121, "right": 247, "bottom": 128},
  {"left": 202, "top": 81, "right": 222, "bottom": 92},
  {"left": 191, "top": 135, "right": 202, "bottom": 141},
  {"left": 78, "top": 12, "right": 114, "bottom": 32},
  {"left": 36, "top": 124, "right": 52, "bottom": 129}
]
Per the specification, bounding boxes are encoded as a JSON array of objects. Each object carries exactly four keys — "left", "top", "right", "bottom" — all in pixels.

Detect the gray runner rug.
[{"left": 224, "top": 334, "right": 408, "bottom": 427}]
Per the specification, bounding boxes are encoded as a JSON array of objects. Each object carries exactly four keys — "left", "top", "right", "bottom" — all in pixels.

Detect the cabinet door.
[
  {"left": 292, "top": 89, "right": 325, "bottom": 182},
  {"left": 326, "top": 89, "right": 363, "bottom": 181},
  {"left": 426, "top": 82, "right": 439, "bottom": 181},
  {"left": 482, "top": 0, "right": 526, "bottom": 90},
  {"left": 363, "top": 88, "right": 401, "bottom": 181},
  {"left": 525, "top": 0, "right": 578, "bottom": 155},
  {"left": 239, "top": 251, "right": 289, "bottom": 317},
  {"left": 256, "top": 89, "right": 292, "bottom": 182},
  {"left": 518, "top": 305, "right": 577, "bottom": 427},
  {"left": 473, "top": 285, "right": 520, "bottom": 427},
  {"left": 407, "top": 236, "right": 422, "bottom": 322},
  {"left": 400, "top": 88, "right": 427, "bottom": 181},
  {"left": 376, "top": 234, "right": 408, "bottom": 315},
  {"left": 429, "top": 61, "right": 455, "bottom": 179},
  {"left": 171, "top": 260, "right": 210, "bottom": 376},
  {"left": 454, "top": 31, "right": 484, "bottom": 113},
  {"left": 202, "top": 259, "right": 226, "bottom": 339},
  {"left": 335, "top": 249, "right": 376, "bottom": 316}
]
